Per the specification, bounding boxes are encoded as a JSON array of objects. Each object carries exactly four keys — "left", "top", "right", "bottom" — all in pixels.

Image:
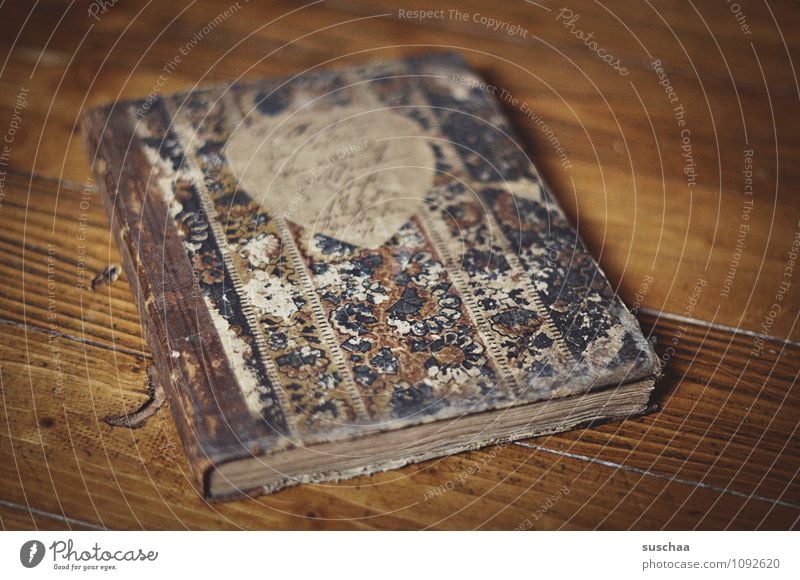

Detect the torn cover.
[{"left": 82, "top": 52, "right": 658, "bottom": 498}]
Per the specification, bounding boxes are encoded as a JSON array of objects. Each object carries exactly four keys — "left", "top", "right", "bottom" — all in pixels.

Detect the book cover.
[{"left": 82, "top": 52, "right": 658, "bottom": 500}]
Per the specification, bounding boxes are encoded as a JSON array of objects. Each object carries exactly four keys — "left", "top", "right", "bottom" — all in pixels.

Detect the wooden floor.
[{"left": 0, "top": 0, "right": 798, "bottom": 530}]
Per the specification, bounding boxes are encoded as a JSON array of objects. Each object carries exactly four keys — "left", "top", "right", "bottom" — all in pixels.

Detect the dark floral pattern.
[
  {"left": 299, "top": 217, "right": 497, "bottom": 418},
  {"left": 424, "top": 327, "right": 487, "bottom": 384},
  {"left": 217, "top": 201, "right": 271, "bottom": 240},
  {"left": 276, "top": 346, "right": 330, "bottom": 380},
  {"left": 192, "top": 250, "right": 225, "bottom": 284},
  {"left": 331, "top": 303, "right": 379, "bottom": 336}
]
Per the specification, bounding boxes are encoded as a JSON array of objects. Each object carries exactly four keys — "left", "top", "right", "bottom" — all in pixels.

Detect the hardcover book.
[{"left": 82, "top": 53, "right": 659, "bottom": 500}]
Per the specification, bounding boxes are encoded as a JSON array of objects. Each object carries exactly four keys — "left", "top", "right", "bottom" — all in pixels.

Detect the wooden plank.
[
  {"left": 0, "top": 0, "right": 798, "bottom": 530},
  {"left": 4, "top": 3, "right": 798, "bottom": 186},
  {"left": 1, "top": 302, "right": 797, "bottom": 529},
  {"left": 0, "top": 0, "right": 797, "bottom": 339},
  {"left": 0, "top": 172, "right": 147, "bottom": 356},
  {"left": 0, "top": 501, "right": 100, "bottom": 530},
  {"left": 522, "top": 311, "right": 800, "bottom": 504},
  {"left": 324, "top": 0, "right": 800, "bottom": 92}
]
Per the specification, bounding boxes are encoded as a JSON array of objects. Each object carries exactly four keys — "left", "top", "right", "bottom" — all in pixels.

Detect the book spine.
[{"left": 81, "top": 106, "right": 214, "bottom": 496}]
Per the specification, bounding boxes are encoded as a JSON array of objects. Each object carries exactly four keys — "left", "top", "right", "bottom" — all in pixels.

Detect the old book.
[{"left": 82, "top": 52, "right": 659, "bottom": 501}]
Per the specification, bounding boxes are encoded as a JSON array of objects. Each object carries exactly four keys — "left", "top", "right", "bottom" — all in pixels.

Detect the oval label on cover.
[{"left": 225, "top": 105, "right": 435, "bottom": 248}]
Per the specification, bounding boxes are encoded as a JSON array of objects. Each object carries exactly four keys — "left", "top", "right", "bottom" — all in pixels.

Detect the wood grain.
[
  {"left": 528, "top": 312, "right": 800, "bottom": 504},
  {"left": 1, "top": 316, "right": 797, "bottom": 530},
  {"left": 0, "top": 0, "right": 798, "bottom": 529},
  {"left": 0, "top": 0, "right": 797, "bottom": 339},
  {"left": 0, "top": 502, "right": 99, "bottom": 531}
]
